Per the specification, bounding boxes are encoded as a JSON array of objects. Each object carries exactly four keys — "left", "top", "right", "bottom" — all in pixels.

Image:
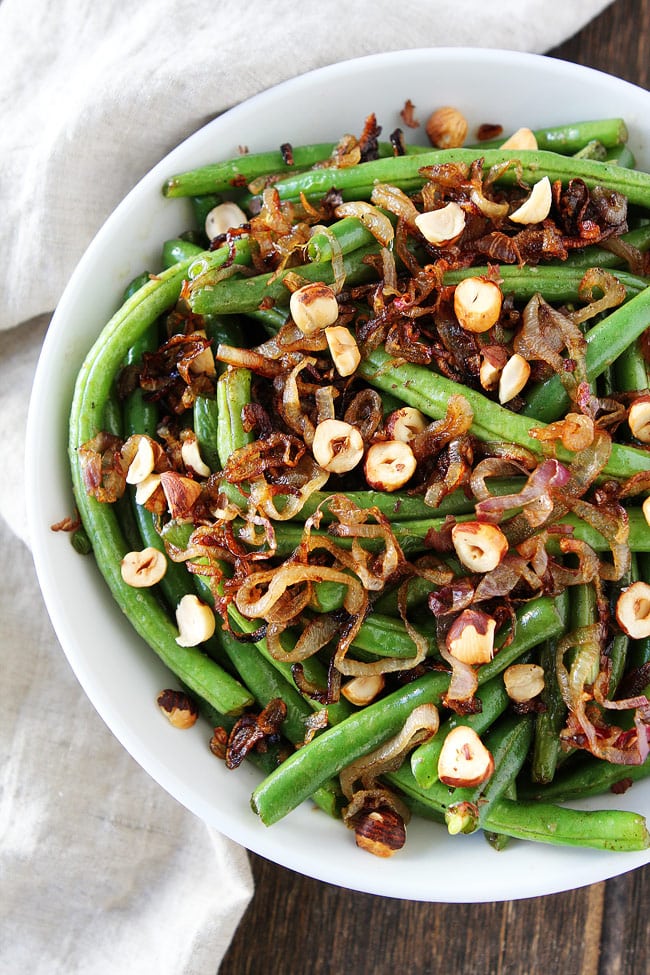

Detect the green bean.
[
  {"left": 473, "top": 118, "right": 629, "bottom": 154},
  {"left": 410, "top": 675, "right": 510, "bottom": 788},
  {"left": 606, "top": 143, "right": 637, "bottom": 168},
  {"left": 357, "top": 345, "right": 650, "bottom": 479},
  {"left": 531, "top": 637, "right": 567, "bottom": 784},
  {"left": 189, "top": 242, "right": 381, "bottom": 318},
  {"left": 216, "top": 366, "right": 254, "bottom": 468},
  {"left": 520, "top": 752, "right": 650, "bottom": 802},
  {"left": 69, "top": 263, "right": 254, "bottom": 717},
  {"left": 306, "top": 213, "right": 394, "bottom": 262},
  {"left": 162, "top": 238, "right": 204, "bottom": 268},
  {"left": 614, "top": 339, "right": 650, "bottom": 393},
  {"left": 443, "top": 264, "right": 648, "bottom": 302},
  {"left": 522, "top": 285, "right": 650, "bottom": 422},
  {"left": 162, "top": 141, "right": 428, "bottom": 198},
  {"left": 270, "top": 148, "right": 650, "bottom": 208}
]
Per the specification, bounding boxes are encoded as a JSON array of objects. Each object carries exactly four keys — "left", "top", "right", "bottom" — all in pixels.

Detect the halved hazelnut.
[
  {"left": 616, "top": 582, "right": 650, "bottom": 639},
  {"left": 354, "top": 807, "right": 406, "bottom": 858},
  {"left": 325, "top": 325, "right": 361, "bottom": 377},
  {"left": 364, "top": 440, "right": 417, "bottom": 492},
  {"left": 384, "top": 407, "right": 428, "bottom": 443},
  {"left": 188, "top": 329, "right": 217, "bottom": 378},
  {"left": 498, "top": 353, "right": 531, "bottom": 404},
  {"left": 157, "top": 689, "right": 199, "bottom": 729},
  {"left": 454, "top": 277, "right": 503, "bottom": 333},
  {"left": 628, "top": 396, "right": 650, "bottom": 443},
  {"left": 500, "top": 127, "right": 538, "bottom": 151},
  {"left": 175, "top": 594, "right": 216, "bottom": 647},
  {"left": 446, "top": 609, "right": 496, "bottom": 665},
  {"left": 341, "top": 674, "right": 386, "bottom": 706},
  {"left": 120, "top": 547, "right": 167, "bottom": 588},
  {"left": 205, "top": 201, "right": 247, "bottom": 241},
  {"left": 479, "top": 356, "right": 503, "bottom": 391},
  {"left": 503, "top": 663, "right": 545, "bottom": 703},
  {"left": 414, "top": 202, "right": 466, "bottom": 246},
  {"left": 425, "top": 106, "right": 468, "bottom": 149},
  {"left": 312, "top": 419, "right": 364, "bottom": 474},
  {"left": 125, "top": 435, "right": 156, "bottom": 485},
  {"left": 160, "top": 470, "right": 203, "bottom": 519},
  {"left": 181, "top": 432, "right": 211, "bottom": 477},
  {"left": 290, "top": 282, "right": 339, "bottom": 335},
  {"left": 451, "top": 521, "right": 508, "bottom": 573},
  {"left": 134, "top": 472, "right": 162, "bottom": 507},
  {"left": 437, "top": 725, "right": 494, "bottom": 788},
  {"left": 509, "top": 176, "right": 552, "bottom": 225}
]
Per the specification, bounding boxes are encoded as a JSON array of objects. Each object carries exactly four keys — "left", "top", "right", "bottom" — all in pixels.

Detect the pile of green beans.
[{"left": 69, "top": 114, "right": 650, "bottom": 858}]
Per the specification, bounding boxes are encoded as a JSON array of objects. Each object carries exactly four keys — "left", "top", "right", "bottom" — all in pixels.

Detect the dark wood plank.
[{"left": 219, "top": 3, "right": 650, "bottom": 972}]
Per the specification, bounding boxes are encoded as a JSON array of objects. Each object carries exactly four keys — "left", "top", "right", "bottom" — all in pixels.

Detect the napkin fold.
[{"left": 0, "top": 0, "right": 613, "bottom": 972}]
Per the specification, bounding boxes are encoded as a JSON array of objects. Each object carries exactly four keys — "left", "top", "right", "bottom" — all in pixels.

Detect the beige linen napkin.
[{"left": 0, "top": 0, "right": 613, "bottom": 972}]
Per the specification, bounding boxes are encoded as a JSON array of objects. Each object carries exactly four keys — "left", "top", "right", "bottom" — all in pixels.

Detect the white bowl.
[{"left": 26, "top": 47, "right": 650, "bottom": 902}]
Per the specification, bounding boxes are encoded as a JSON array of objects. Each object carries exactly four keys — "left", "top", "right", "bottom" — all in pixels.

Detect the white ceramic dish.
[{"left": 26, "top": 48, "right": 650, "bottom": 902}]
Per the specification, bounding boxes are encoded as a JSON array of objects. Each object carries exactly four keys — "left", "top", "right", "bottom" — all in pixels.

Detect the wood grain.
[{"left": 219, "top": 2, "right": 650, "bottom": 972}]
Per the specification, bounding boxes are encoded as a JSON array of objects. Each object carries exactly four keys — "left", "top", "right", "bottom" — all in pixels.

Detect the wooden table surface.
[{"left": 219, "top": 3, "right": 650, "bottom": 972}]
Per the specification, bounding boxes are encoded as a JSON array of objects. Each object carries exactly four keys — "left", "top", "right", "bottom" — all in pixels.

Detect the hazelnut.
[
  {"left": 500, "top": 127, "right": 538, "bottom": 151},
  {"left": 134, "top": 472, "right": 162, "bottom": 506},
  {"left": 454, "top": 277, "right": 503, "bottom": 333},
  {"left": 643, "top": 495, "right": 650, "bottom": 527},
  {"left": 354, "top": 807, "right": 406, "bottom": 858},
  {"left": 157, "top": 689, "right": 199, "bottom": 729},
  {"left": 364, "top": 440, "right": 417, "bottom": 492},
  {"left": 451, "top": 521, "right": 509, "bottom": 573},
  {"left": 498, "top": 353, "right": 531, "bottom": 404},
  {"left": 205, "top": 201, "right": 247, "bottom": 240},
  {"left": 437, "top": 725, "right": 494, "bottom": 788},
  {"left": 290, "top": 282, "right": 339, "bottom": 335},
  {"left": 446, "top": 609, "right": 496, "bottom": 666},
  {"left": 616, "top": 582, "right": 650, "bottom": 639},
  {"left": 125, "top": 435, "right": 156, "bottom": 485},
  {"left": 479, "top": 355, "right": 503, "bottom": 391},
  {"left": 509, "top": 176, "right": 552, "bottom": 225},
  {"left": 503, "top": 663, "right": 545, "bottom": 703},
  {"left": 120, "top": 547, "right": 167, "bottom": 588},
  {"left": 160, "top": 471, "right": 203, "bottom": 519},
  {"left": 181, "top": 431, "right": 211, "bottom": 477},
  {"left": 341, "top": 674, "right": 386, "bottom": 706},
  {"left": 425, "top": 106, "right": 468, "bottom": 149},
  {"left": 312, "top": 419, "right": 364, "bottom": 474},
  {"left": 414, "top": 202, "right": 466, "bottom": 246},
  {"left": 628, "top": 396, "right": 650, "bottom": 443},
  {"left": 325, "top": 325, "right": 361, "bottom": 377},
  {"left": 384, "top": 407, "right": 428, "bottom": 443},
  {"left": 175, "top": 593, "right": 216, "bottom": 647}
]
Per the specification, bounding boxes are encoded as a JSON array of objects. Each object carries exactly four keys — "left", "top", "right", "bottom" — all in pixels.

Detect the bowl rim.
[{"left": 25, "top": 46, "right": 650, "bottom": 902}]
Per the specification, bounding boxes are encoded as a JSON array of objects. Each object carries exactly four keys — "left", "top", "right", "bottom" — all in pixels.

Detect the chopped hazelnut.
[
  {"left": 384, "top": 407, "right": 428, "bottom": 443},
  {"left": 438, "top": 726, "right": 494, "bottom": 788},
  {"left": 509, "top": 176, "right": 552, "bottom": 225},
  {"left": 628, "top": 396, "right": 650, "bottom": 443},
  {"left": 120, "top": 547, "right": 167, "bottom": 588},
  {"left": 414, "top": 202, "right": 466, "bottom": 246},
  {"left": 160, "top": 471, "right": 203, "bottom": 519},
  {"left": 616, "top": 582, "right": 650, "bottom": 639},
  {"left": 312, "top": 419, "right": 364, "bottom": 474},
  {"left": 126, "top": 435, "right": 156, "bottom": 485},
  {"left": 205, "top": 201, "right": 247, "bottom": 240},
  {"left": 175, "top": 594, "right": 216, "bottom": 647},
  {"left": 500, "top": 127, "right": 538, "bottom": 151},
  {"left": 451, "top": 521, "right": 508, "bottom": 573},
  {"left": 290, "top": 282, "right": 339, "bottom": 335},
  {"left": 325, "top": 325, "right": 361, "bottom": 377},
  {"left": 341, "top": 674, "right": 386, "bottom": 706},
  {"left": 446, "top": 608, "right": 496, "bottom": 665},
  {"left": 157, "top": 689, "right": 199, "bottom": 729},
  {"left": 498, "top": 353, "right": 531, "bottom": 404},
  {"left": 181, "top": 432, "right": 211, "bottom": 477},
  {"left": 503, "top": 663, "right": 545, "bottom": 703},
  {"left": 454, "top": 277, "right": 503, "bottom": 333},
  {"left": 364, "top": 440, "right": 417, "bottom": 492}
]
